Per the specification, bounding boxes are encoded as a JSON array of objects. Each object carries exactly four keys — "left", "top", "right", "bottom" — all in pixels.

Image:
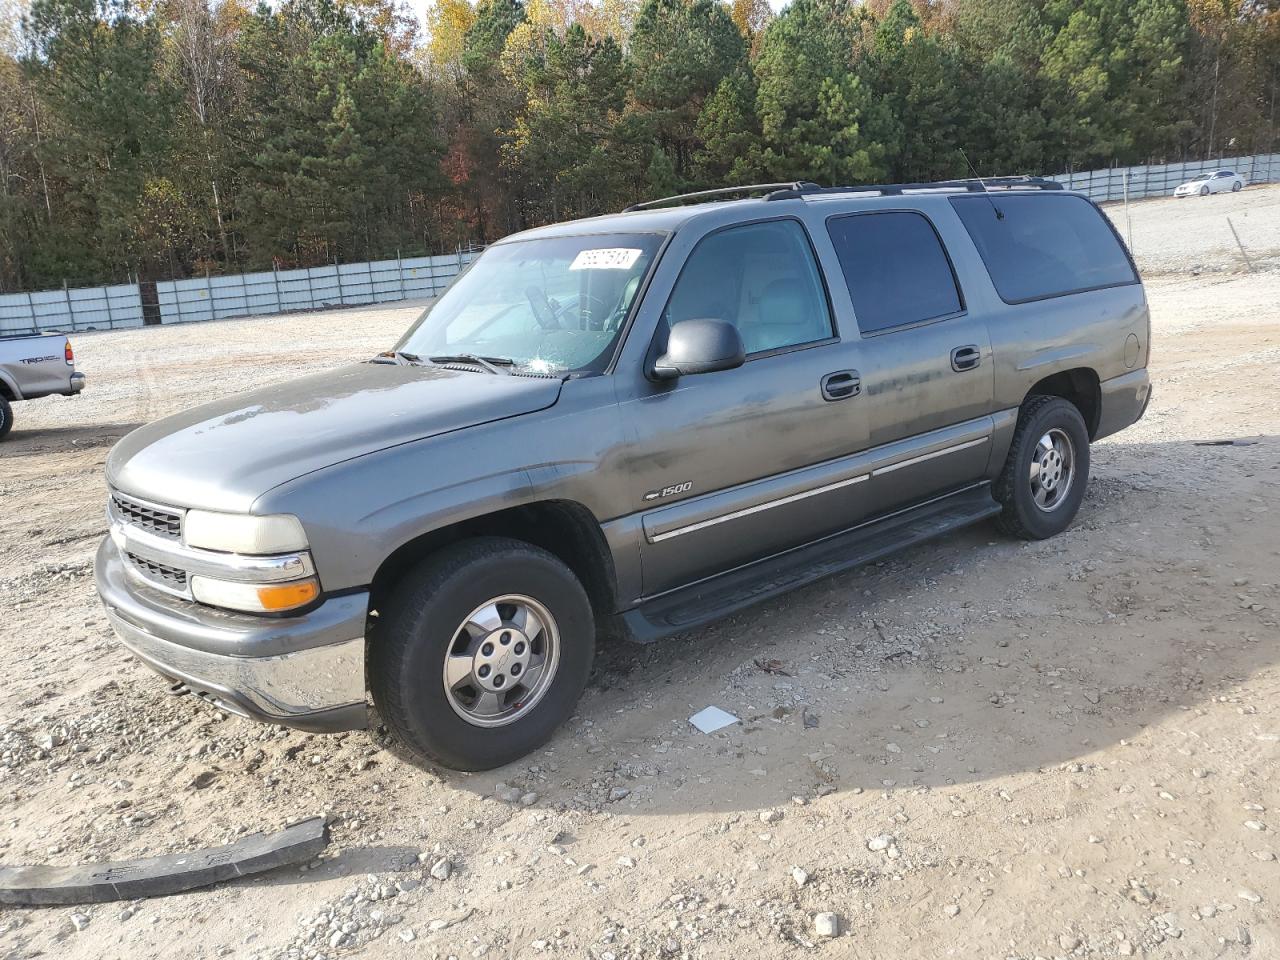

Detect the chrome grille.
[
  {"left": 125, "top": 551, "right": 189, "bottom": 591},
  {"left": 111, "top": 493, "right": 183, "bottom": 541}
]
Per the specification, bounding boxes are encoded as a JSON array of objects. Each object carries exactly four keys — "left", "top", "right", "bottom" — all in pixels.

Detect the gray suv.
[{"left": 95, "top": 178, "right": 1151, "bottom": 770}]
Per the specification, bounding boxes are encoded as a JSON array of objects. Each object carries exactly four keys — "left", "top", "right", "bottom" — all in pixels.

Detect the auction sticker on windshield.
[{"left": 569, "top": 248, "right": 643, "bottom": 271}]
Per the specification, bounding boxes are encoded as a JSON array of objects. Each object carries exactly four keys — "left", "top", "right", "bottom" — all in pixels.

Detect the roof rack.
[
  {"left": 621, "top": 176, "right": 1064, "bottom": 213},
  {"left": 765, "top": 176, "right": 1064, "bottom": 200},
  {"left": 622, "top": 183, "right": 813, "bottom": 213}
]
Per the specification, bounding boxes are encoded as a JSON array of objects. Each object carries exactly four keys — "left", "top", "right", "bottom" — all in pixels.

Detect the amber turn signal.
[
  {"left": 190, "top": 575, "right": 320, "bottom": 614},
  {"left": 256, "top": 580, "right": 320, "bottom": 611}
]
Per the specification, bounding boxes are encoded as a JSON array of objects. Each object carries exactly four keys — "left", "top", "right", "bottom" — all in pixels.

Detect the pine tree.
[
  {"left": 626, "top": 0, "right": 748, "bottom": 186},
  {"left": 754, "top": 0, "right": 888, "bottom": 184},
  {"left": 23, "top": 0, "right": 179, "bottom": 279}
]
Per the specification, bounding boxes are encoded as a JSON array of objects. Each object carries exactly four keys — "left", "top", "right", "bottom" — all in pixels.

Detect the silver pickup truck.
[
  {"left": 96, "top": 177, "right": 1151, "bottom": 771},
  {"left": 0, "top": 333, "right": 86, "bottom": 440}
]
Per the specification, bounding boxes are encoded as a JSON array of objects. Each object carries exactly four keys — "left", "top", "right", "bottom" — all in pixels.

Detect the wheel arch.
[
  {"left": 1026, "top": 367, "right": 1101, "bottom": 438},
  {"left": 368, "top": 499, "right": 617, "bottom": 623},
  {"left": 0, "top": 372, "right": 21, "bottom": 401}
]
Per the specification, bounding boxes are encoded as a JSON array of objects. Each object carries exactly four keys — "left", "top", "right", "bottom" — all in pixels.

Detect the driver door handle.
[
  {"left": 950, "top": 345, "right": 981, "bottom": 372},
  {"left": 820, "top": 370, "right": 861, "bottom": 401}
]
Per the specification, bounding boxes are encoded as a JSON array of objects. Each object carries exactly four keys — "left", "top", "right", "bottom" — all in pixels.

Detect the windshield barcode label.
[{"left": 569, "top": 248, "right": 643, "bottom": 271}]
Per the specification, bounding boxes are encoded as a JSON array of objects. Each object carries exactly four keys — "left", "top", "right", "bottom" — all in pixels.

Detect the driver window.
[{"left": 664, "top": 220, "right": 833, "bottom": 355}]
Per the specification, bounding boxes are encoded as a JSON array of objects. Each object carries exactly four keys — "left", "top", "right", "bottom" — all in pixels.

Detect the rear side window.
[
  {"left": 951, "top": 194, "right": 1137, "bottom": 303},
  {"left": 826, "top": 211, "right": 963, "bottom": 335}
]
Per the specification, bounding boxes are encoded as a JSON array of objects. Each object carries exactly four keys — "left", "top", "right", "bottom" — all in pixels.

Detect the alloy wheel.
[
  {"left": 441, "top": 594, "right": 561, "bottom": 728},
  {"left": 1028, "top": 427, "right": 1076, "bottom": 512}
]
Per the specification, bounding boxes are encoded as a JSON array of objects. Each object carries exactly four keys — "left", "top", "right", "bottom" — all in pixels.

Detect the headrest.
[{"left": 759, "top": 278, "right": 808, "bottom": 325}]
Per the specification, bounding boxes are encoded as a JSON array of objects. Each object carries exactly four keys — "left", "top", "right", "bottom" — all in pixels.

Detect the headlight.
[
  {"left": 184, "top": 511, "right": 309, "bottom": 554},
  {"left": 191, "top": 575, "right": 320, "bottom": 613}
]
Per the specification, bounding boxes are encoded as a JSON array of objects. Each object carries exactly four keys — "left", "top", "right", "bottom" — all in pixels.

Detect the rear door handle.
[
  {"left": 950, "top": 345, "right": 981, "bottom": 372},
  {"left": 820, "top": 369, "right": 861, "bottom": 401}
]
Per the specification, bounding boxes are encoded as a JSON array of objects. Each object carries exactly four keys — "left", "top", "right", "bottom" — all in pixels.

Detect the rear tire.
[
  {"left": 0, "top": 396, "right": 12, "bottom": 441},
  {"left": 370, "top": 537, "right": 595, "bottom": 771},
  {"left": 994, "top": 396, "right": 1090, "bottom": 540},
  {"left": 1232, "top": 181, "right": 1242, "bottom": 192}
]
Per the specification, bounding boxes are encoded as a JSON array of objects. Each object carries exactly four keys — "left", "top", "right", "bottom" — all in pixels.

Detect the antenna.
[{"left": 958, "top": 148, "right": 1005, "bottom": 221}]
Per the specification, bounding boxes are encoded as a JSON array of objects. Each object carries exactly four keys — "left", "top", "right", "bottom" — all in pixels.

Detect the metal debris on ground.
[
  {"left": 753, "top": 658, "right": 791, "bottom": 676},
  {"left": 0, "top": 817, "right": 328, "bottom": 906}
]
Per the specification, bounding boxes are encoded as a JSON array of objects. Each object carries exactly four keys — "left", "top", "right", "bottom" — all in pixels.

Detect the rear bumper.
[
  {"left": 1094, "top": 368, "right": 1151, "bottom": 441},
  {"left": 95, "top": 537, "right": 368, "bottom": 732},
  {"left": 68, "top": 372, "right": 85, "bottom": 394}
]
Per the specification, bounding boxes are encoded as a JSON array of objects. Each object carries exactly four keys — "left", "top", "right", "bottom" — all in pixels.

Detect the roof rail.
[
  {"left": 766, "top": 176, "right": 1064, "bottom": 200},
  {"left": 621, "top": 176, "right": 1063, "bottom": 213},
  {"left": 622, "top": 183, "right": 817, "bottom": 213}
]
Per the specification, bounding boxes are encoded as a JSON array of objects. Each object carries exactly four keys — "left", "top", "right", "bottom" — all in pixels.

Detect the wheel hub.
[
  {"left": 1038, "top": 448, "right": 1064, "bottom": 490},
  {"left": 1029, "top": 427, "right": 1075, "bottom": 512},
  {"left": 472, "top": 627, "right": 532, "bottom": 692}
]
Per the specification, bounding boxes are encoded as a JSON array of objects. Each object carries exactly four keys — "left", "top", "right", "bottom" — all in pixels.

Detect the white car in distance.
[{"left": 1173, "top": 169, "right": 1246, "bottom": 197}]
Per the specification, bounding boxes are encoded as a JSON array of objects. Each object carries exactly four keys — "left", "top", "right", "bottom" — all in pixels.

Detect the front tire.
[
  {"left": 370, "top": 537, "right": 595, "bottom": 771},
  {"left": 994, "top": 396, "right": 1090, "bottom": 540},
  {"left": 1200, "top": 185, "right": 1210, "bottom": 196},
  {"left": 0, "top": 396, "right": 12, "bottom": 441}
]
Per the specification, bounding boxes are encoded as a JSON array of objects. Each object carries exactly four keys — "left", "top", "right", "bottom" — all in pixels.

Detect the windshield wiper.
[
  {"left": 371, "top": 350, "right": 423, "bottom": 365},
  {"left": 428, "top": 353, "right": 515, "bottom": 375}
]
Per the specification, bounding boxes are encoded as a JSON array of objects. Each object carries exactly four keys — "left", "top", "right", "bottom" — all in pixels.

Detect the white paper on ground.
[{"left": 689, "top": 706, "right": 739, "bottom": 734}]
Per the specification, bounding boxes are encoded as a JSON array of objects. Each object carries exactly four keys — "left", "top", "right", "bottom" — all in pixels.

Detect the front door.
[{"left": 619, "top": 218, "right": 870, "bottom": 596}]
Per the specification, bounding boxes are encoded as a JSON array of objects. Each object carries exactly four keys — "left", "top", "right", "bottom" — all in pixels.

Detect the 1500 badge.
[{"left": 643, "top": 481, "right": 692, "bottom": 502}]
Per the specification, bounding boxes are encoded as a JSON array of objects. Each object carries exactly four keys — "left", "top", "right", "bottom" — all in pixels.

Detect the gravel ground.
[
  {"left": 1, "top": 187, "right": 1278, "bottom": 960},
  {"left": 1105, "top": 184, "right": 1280, "bottom": 277}
]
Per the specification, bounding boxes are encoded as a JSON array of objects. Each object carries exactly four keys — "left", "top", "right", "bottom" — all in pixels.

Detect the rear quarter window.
[{"left": 950, "top": 194, "right": 1137, "bottom": 304}]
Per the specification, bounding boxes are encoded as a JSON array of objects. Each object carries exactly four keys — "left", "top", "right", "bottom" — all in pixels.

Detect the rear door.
[{"left": 819, "top": 208, "right": 996, "bottom": 517}]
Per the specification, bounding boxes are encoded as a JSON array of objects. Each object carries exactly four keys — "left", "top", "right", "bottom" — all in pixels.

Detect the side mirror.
[{"left": 652, "top": 318, "right": 746, "bottom": 380}]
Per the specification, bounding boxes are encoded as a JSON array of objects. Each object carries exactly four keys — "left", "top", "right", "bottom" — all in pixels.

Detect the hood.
[{"left": 107, "top": 362, "right": 562, "bottom": 512}]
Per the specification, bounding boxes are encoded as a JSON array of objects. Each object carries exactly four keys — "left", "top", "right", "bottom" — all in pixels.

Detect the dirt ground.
[{"left": 1, "top": 188, "right": 1278, "bottom": 960}]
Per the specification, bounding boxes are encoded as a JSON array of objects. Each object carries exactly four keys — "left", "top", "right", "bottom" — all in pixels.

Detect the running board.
[{"left": 622, "top": 484, "right": 1001, "bottom": 643}]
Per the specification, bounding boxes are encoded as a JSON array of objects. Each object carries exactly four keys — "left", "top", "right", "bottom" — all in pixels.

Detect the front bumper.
[{"left": 95, "top": 537, "right": 368, "bottom": 732}]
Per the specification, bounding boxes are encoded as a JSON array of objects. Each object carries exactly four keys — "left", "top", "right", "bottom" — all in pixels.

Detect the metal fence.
[
  {"left": 0, "top": 250, "right": 477, "bottom": 337},
  {"left": 0, "top": 283, "right": 145, "bottom": 337},
  {"left": 1046, "top": 152, "right": 1280, "bottom": 202}
]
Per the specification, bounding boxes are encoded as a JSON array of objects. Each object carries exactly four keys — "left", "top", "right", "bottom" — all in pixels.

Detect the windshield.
[
  {"left": 1191, "top": 174, "right": 1211, "bottom": 181},
  {"left": 397, "top": 232, "right": 664, "bottom": 375}
]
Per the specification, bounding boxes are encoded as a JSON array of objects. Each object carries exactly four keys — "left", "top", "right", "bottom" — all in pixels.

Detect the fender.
[{"left": 0, "top": 369, "right": 24, "bottom": 401}]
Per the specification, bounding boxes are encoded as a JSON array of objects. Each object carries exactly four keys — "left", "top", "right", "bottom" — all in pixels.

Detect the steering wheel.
[
  {"left": 570, "top": 293, "right": 613, "bottom": 330},
  {"left": 525, "top": 286, "right": 559, "bottom": 330}
]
